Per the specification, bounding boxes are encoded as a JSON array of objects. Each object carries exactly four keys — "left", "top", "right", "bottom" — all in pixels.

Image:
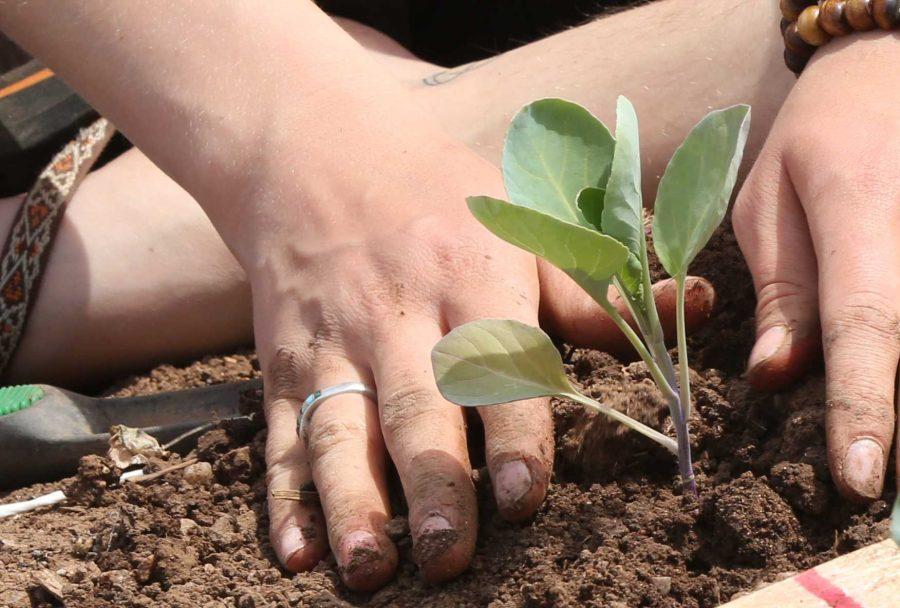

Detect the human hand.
[
  {"left": 734, "top": 33, "right": 900, "bottom": 503},
  {"left": 247, "top": 130, "right": 715, "bottom": 590}
]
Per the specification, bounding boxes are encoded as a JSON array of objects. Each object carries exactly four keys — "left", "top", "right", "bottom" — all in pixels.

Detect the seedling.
[{"left": 431, "top": 97, "right": 750, "bottom": 495}]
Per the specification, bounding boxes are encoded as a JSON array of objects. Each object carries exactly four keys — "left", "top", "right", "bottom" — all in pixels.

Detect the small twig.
[
  {"left": 162, "top": 423, "right": 214, "bottom": 451},
  {"left": 128, "top": 458, "right": 198, "bottom": 483}
]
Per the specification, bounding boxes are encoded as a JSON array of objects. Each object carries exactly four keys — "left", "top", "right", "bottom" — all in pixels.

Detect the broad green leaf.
[
  {"left": 892, "top": 495, "right": 900, "bottom": 546},
  {"left": 467, "top": 195, "right": 628, "bottom": 303},
  {"left": 502, "top": 98, "right": 615, "bottom": 228},
  {"left": 576, "top": 186, "right": 605, "bottom": 231},
  {"left": 652, "top": 105, "right": 751, "bottom": 277},
  {"left": 432, "top": 319, "right": 573, "bottom": 406},
  {"left": 601, "top": 96, "right": 644, "bottom": 262},
  {"left": 432, "top": 318, "right": 679, "bottom": 454}
]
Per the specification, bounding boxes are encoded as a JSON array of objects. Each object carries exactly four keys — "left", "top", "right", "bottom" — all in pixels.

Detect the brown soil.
[{"left": 1, "top": 221, "right": 893, "bottom": 608}]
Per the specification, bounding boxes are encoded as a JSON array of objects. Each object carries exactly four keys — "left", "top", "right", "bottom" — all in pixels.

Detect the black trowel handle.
[
  {"left": 0, "top": 379, "right": 262, "bottom": 487},
  {"left": 85, "top": 379, "right": 263, "bottom": 432}
]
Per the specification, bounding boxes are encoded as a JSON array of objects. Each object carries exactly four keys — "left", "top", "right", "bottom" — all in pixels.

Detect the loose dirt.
[{"left": 0, "top": 220, "right": 893, "bottom": 608}]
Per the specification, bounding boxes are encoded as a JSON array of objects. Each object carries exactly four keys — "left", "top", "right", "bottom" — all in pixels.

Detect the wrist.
[{"left": 803, "top": 29, "right": 899, "bottom": 80}]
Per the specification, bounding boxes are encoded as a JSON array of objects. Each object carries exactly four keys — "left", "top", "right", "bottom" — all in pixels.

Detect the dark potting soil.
[{"left": 0, "top": 219, "right": 894, "bottom": 608}]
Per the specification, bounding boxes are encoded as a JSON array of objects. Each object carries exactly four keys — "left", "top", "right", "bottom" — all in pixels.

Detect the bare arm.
[{"left": 0, "top": 1, "right": 447, "bottom": 261}]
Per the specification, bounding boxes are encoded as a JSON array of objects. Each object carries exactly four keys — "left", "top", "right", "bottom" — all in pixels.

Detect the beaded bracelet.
[{"left": 780, "top": 0, "right": 899, "bottom": 73}]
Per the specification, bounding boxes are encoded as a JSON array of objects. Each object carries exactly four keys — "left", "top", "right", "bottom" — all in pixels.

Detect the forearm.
[
  {"left": 418, "top": 0, "right": 795, "bottom": 200},
  {"left": 0, "top": 1, "right": 448, "bottom": 260}
]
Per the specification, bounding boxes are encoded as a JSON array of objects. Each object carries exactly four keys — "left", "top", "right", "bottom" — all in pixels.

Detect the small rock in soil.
[
  {"left": 183, "top": 461, "right": 214, "bottom": 486},
  {"left": 28, "top": 569, "right": 68, "bottom": 604},
  {"left": 651, "top": 575, "right": 672, "bottom": 595},
  {"left": 179, "top": 517, "right": 199, "bottom": 536}
]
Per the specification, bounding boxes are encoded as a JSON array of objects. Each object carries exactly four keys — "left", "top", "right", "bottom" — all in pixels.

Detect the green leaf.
[
  {"left": 467, "top": 195, "right": 629, "bottom": 303},
  {"left": 601, "top": 96, "right": 644, "bottom": 262},
  {"left": 576, "top": 186, "right": 605, "bottom": 231},
  {"left": 652, "top": 105, "right": 751, "bottom": 277},
  {"left": 503, "top": 98, "right": 615, "bottom": 228},
  {"left": 432, "top": 319, "right": 679, "bottom": 454},
  {"left": 432, "top": 319, "right": 573, "bottom": 406},
  {"left": 892, "top": 495, "right": 900, "bottom": 546}
]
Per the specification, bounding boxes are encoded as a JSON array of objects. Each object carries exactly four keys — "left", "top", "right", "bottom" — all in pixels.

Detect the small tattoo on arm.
[{"left": 422, "top": 58, "right": 493, "bottom": 86}]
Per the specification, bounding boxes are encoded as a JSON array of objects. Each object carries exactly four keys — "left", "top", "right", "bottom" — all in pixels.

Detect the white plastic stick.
[
  {"left": 0, "top": 490, "right": 65, "bottom": 518},
  {"left": 0, "top": 468, "right": 144, "bottom": 518}
]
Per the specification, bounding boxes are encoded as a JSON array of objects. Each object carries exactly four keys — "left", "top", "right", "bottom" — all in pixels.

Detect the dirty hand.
[
  {"left": 734, "top": 33, "right": 900, "bottom": 503},
  {"left": 245, "top": 123, "right": 715, "bottom": 589}
]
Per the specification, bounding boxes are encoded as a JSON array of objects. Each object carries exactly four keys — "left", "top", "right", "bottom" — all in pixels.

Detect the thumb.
[
  {"left": 537, "top": 260, "right": 715, "bottom": 358},
  {"left": 733, "top": 154, "right": 819, "bottom": 391}
]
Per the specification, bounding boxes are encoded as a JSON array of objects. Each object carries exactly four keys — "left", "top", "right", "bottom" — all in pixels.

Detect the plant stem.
[
  {"left": 599, "top": 299, "right": 677, "bottom": 403},
  {"left": 638, "top": 246, "right": 678, "bottom": 390},
  {"left": 673, "top": 418, "right": 697, "bottom": 496},
  {"left": 606, "top": 276, "right": 698, "bottom": 496},
  {"left": 566, "top": 392, "right": 678, "bottom": 455},
  {"left": 613, "top": 275, "right": 651, "bottom": 340},
  {"left": 675, "top": 273, "right": 693, "bottom": 420},
  {"left": 671, "top": 273, "right": 697, "bottom": 496}
]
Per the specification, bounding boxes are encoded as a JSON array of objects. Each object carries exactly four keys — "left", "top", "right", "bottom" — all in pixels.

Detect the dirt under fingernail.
[
  {"left": 339, "top": 531, "right": 382, "bottom": 575},
  {"left": 413, "top": 515, "right": 459, "bottom": 565}
]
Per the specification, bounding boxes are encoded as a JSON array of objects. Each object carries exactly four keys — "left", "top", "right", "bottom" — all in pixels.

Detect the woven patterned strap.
[{"left": 0, "top": 118, "right": 115, "bottom": 375}]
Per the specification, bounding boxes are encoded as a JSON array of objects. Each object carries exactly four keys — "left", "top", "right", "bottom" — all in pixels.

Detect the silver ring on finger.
[{"left": 296, "top": 382, "right": 377, "bottom": 437}]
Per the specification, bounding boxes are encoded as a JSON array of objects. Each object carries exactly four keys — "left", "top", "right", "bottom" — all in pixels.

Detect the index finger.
[{"left": 804, "top": 175, "right": 900, "bottom": 502}]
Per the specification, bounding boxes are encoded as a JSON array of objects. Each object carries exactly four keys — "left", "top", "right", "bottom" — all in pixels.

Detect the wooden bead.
[
  {"left": 784, "top": 21, "right": 818, "bottom": 56},
  {"left": 798, "top": 6, "right": 833, "bottom": 44},
  {"left": 819, "top": 0, "right": 853, "bottom": 35},
  {"left": 781, "top": 17, "right": 791, "bottom": 34},
  {"left": 872, "top": 0, "right": 900, "bottom": 29},
  {"left": 784, "top": 48, "right": 811, "bottom": 74},
  {"left": 781, "top": 0, "right": 817, "bottom": 20},
  {"left": 845, "top": 0, "right": 877, "bottom": 30}
]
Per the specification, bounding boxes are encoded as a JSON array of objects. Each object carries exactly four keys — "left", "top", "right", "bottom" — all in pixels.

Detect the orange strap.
[{"left": 0, "top": 67, "right": 53, "bottom": 101}]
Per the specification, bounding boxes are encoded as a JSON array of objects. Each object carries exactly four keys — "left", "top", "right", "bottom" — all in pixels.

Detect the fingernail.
[
  {"left": 747, "top": 325, "right": 789, "bottom": 372},
  {"left": 282, "top": 527, "right": 311, "bottom": 571},
  {"left": 843, "top": 438, "right": 885, "bottom": 500},
  {"left": 338, "top": 530, "right": 381, "bottom": 572},
  {"left": 414, "top": 515, "right": 457, "bottom": 565},
  {"left": 417, "top": 514, "right": 453, "bottom": 536},
  {"left": 495, "top": 460, "right": 533, "bottom": 510}
]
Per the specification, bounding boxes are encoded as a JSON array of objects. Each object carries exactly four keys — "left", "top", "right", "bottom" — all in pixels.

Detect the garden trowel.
[{"left": 0, "top": 379, "right": 262, "bottom": 487}]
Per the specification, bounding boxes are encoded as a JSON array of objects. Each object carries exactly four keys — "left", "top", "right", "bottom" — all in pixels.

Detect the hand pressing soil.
[{"left": 0, "top": 223, "right": 893, "bottom": 608}]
